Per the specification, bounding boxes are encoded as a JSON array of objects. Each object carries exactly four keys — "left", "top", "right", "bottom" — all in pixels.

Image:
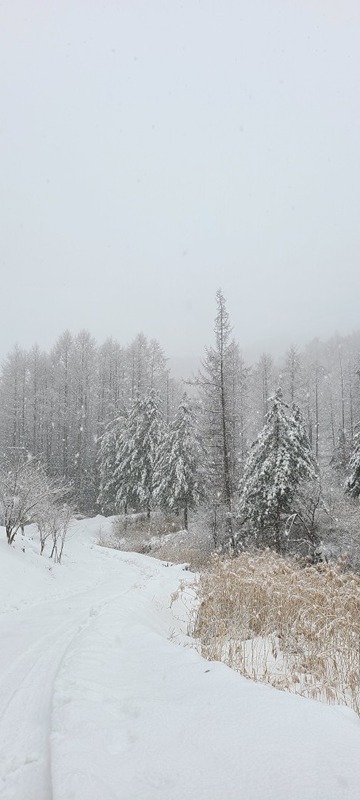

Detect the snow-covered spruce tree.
[
  {"left": 154, "top": 394, "right": 205, "bottom": 529},
  {"left": 97, "top": 411, "right": 127, "bottom": 514},
  {"left": 238, "top": 389, "right": 318, "bottom": 553},
  {"left": 346, "top": 424, "right": 360, "bottom": 498},
  {"left": 115, "top": 389, "right": 164, "bottom": 518}
]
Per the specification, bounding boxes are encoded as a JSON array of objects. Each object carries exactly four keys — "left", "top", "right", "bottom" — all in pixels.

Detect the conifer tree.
[
  {"left": 115, "top": 389, "right": 164, "bottom": 517},
  {"left": 346, "top": 424, "right": 360, "bottom": 498},
  {"left": 238, "top": 389, "right": 317, "bottom": 552},
  {"left": 154, "top": 394, "right": 204, "bottom": 529},
  {"left": 97, "top": 412, "right": 127, "bottom": 514},
  {"left": 196, "top": 289, "right": 242, "bottom": 545}
]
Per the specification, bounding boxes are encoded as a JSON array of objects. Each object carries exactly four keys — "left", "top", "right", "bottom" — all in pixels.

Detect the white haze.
[{"left": 1, "top": 0, "right": 360, "bottom": 363}]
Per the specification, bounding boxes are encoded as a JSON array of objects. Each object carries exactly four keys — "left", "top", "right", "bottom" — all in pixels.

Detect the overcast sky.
[{"left": 1, "top": 0, "right": 360, "bottom": 363}]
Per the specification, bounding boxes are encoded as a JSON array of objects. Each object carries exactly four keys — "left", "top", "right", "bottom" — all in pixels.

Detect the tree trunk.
[
  {"left": 315, "top": 366, "right": 319, "bottom": 460},
  {"left": 219, "top": 332, "right": 233, "bottom": 546},
  {"left": 7, "top": 525, "right": 18, "bottom": 545},
  {"left": 274, "top": 518, "right": 282, "bottom": 554}
]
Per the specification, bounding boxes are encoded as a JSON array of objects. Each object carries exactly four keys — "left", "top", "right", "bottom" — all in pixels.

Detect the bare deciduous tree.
[{"left": 0, "top": 453, "right": 66, "bottom": 545}]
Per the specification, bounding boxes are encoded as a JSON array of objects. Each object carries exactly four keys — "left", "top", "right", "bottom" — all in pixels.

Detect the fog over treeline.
[
  {"left": 1, "top": 292, "right": 359, "bottom": 516},
  {"left": 2, "top": 2, "right": 360, "bottom": 363}
]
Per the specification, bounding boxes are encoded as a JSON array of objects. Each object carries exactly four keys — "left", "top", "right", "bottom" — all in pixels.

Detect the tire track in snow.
[
  {"left": 0, "top": 581, "right": 148, "bottom": 800},
  {"left": 0, "top": 614, "right": 89, "bottom": 800}
]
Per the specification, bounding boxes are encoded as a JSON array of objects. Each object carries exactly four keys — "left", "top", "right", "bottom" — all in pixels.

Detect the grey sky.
[{"left": 1, "top": 0, "right": 360, "bottom": 363}]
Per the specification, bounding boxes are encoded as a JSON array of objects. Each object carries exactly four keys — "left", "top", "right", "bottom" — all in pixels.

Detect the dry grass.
[
  {"left": 99, "top": 510, "right": 214, "bottom": 569},
  {"left": 192, "top": 550, "right": 360, "bottom": 714},
  {"left": 112, "top": 511, "right": 183, "bottom": 538},
  {"left": 149, "top": 530, "right": 213, "bottom": 571},
  {"left": 101, "top": 512, "right": 184, "bottom": 554}
]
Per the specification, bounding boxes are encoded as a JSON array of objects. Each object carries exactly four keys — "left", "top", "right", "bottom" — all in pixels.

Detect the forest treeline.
[
  {"left": 1, "top": 293, "right": 360, "bottom": 557},
  {"left": 0, "top": 331, "right": 180, "bottom": 511}
]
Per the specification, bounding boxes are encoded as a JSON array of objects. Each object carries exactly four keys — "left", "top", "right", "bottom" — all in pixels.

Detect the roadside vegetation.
[{"left": 192, "top": 551, "right": 360, "bottom": 715}]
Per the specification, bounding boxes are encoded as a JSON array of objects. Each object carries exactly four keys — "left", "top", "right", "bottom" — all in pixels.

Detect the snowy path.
[{"left": 1, "top": 518, "right": 360, "bottom": 800}]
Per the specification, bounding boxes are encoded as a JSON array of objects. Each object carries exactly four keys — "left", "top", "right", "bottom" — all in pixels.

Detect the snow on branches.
[
  {"left": 238, "top": 389, "right": 318, "bottom": 552},
  {"left": 154, "top": 394, "right": 205, "bottom": 529}
]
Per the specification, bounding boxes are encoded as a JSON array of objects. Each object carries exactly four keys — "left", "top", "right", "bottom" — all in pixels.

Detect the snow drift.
[{"left": 0, "top": 517, "right": 359, "bottom": 800}]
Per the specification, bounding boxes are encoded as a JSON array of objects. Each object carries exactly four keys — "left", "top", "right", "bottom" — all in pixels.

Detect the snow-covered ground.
[{"left": 1, "top": 517, "right": 360, "bottom": 800}]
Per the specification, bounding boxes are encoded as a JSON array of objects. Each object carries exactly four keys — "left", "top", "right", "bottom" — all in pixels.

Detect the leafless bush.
[
  {"left": 192, "top": 550, "right": 360, "bottom": 714},
  {"left": 315, "top": 475, "right": 360, "bottom": 570},
  {"left": 99, "top": 508, "right": 215, "bottom": 568},
  {"left": 49, "top": 504, "right": 73, "bottom": 563},
  {"left": 99, "top": 527, "right": 151, "bottom": 555},
  {"left": 37, "top": 504, "right": 54, "bottom": 555},
  {"left": 97, "top": 512, "right": 181, "bottom": 555},
  {"left": 112, "top": 510, "right": 183, "bottom": 538},
  {"left": 37, "top": 502, "right": 73, "bottom": 562},
  {"left": 149, "top": 507, "right": 215, "bottom": 568},
  {"left": 0, "top": 453, "right": 68, "bottom": 545},
  {"left": 149, "top": 529, "right": 213, "bottom": 570}
]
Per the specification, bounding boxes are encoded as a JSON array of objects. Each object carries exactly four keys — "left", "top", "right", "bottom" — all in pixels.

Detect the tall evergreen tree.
[
  {"left": 154, "top": 394, "right": 204, "bottom": 529},
  {"left": 197, "top": 290, "right": 238, "bottom": 540},
  {"left": 115, "top": 389, "right": 164, "bottom": 517},
  {"left": 97, "top": 411, "right": 127, "bottom": 514},
  {"left": 238, "top": 389, "right": 317, "bottom": 552}
]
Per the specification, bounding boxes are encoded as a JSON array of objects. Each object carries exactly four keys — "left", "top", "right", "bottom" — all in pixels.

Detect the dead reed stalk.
[{"left": 192, "top": 551, "right": 360, "bottom": 714}]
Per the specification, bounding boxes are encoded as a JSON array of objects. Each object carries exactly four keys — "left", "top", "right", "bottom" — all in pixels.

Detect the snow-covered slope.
[{"left": 0, "top": 517, "right": 359, "bottom": 800}]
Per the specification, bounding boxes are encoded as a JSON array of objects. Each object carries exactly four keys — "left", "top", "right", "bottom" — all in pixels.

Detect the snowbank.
[{"left": 0, "top": 518, "right": 359, "bottom": 800}]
